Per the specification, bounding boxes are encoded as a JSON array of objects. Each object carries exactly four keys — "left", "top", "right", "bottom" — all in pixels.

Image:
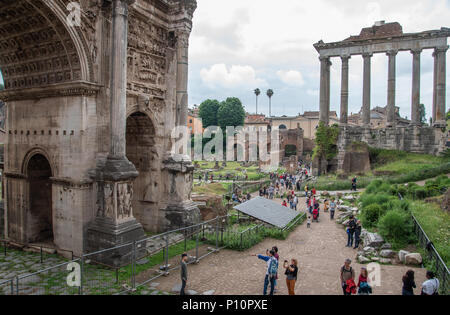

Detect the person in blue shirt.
[{"left": 251, "top": 250, "right": 278, "bottom": 295}]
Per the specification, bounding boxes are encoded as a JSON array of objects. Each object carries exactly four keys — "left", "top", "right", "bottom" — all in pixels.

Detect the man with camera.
[{"left": 284, "top": 259, "right": 298, "bottom": 295}]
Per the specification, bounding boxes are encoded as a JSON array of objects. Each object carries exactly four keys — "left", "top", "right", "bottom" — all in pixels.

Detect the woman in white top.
[{"left": 421, "top": 271, "right": 440, "bottom": 295}]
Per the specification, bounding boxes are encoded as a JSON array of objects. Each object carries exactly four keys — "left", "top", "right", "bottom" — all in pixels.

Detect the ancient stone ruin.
[
  {"left": 314, "top": 22, "right": 449, "bottom": 174},
  {"left": 0, "top": 0, "right": 200, "bottom": 260}
]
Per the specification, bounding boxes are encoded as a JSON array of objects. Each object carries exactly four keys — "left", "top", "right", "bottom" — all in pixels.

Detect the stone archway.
[
  {"left": 126, "top": 112, "right": 156, "bottom": 229},
  {"left": 284, "top": 144, "right": 297, "bottom": 158},
  {"left": 26, "top": 154, "right": 53, "bottom": 243},
  {"left": 0, "top": 0, "right": 92, "bottom": 90}
]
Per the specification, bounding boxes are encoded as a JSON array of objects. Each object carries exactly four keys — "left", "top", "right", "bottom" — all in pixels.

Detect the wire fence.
[
  {"left": 412, "top": 214, "right": 449, "bottom": 295},
  {"left": 0, "top": 278, "right": 13, "bottom": 295},
  {"left": 15, "top": 259, "right": 82, "bottom": 295},
  {"left": 0, "top": 212, "right": 305, "bottom": 295},
  {"left": 0, "top": 239, "right": 74, "bottom": 262}
]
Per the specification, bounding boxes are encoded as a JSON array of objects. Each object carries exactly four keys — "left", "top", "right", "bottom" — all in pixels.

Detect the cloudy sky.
[{"left": 188, "top": 0, "right": 450, "bottom": 121}]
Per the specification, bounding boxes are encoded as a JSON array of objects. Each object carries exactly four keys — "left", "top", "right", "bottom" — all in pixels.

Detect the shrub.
[
  {"left": 362, "top": 204, "right": 385, "bottom": 228},
  {"left": 365, "top": 179, "right": 384, "bottom": 194},
  {"left": 389, "top": 162, "right": 450, "bottom": 184},
  {"left": 386, "top": 199, "right": 411, "bottom": 212},
  {"left": 360, "top": 193, "right": 394, "bottom": 209},
  {"left": 412, "top": 187, "right": 427, "bottom": 200},
  {"left": 377, "top": 210, "right": 416, "bottom": 248}
]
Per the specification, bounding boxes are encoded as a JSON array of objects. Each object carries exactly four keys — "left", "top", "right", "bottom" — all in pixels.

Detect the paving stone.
[
  {"left": 136, "top": 258, "right": 149, "bottom": 265},
  {"left": 171, "top": 283, "right": 182, "bottom": 292}
]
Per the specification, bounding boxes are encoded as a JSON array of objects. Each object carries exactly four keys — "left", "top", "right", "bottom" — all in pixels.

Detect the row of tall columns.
[
  {"left": 319, "top": 45, "right": 448, "bottom": 128},
  {"left": 319, "top": 56, "right": 331, "bottom": 125},
  {"left": 362, "top": 53, "right": 372, "bottom": 126},
  {"left": 411, "top": 49, "right": 422, "bottom": 125},
  {"left": 340, "top": 56, "right": 350, "bottom": 125},
  {"left": 386, "top": 50, "right": 397, "bottom": 127},
  {"left": 434, "top": 46, "right": 448, "bottom": 127}
]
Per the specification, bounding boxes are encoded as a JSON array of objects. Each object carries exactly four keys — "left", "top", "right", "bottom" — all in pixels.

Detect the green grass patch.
[
  {"left": 203, "top": 214, "right": 306, "bottom": 251},
  {"left": 411, "top": 201, "right": 450, "bottom": 268},
  {"left": 193, "top": 182, "right": 231, "bottom": 195}
]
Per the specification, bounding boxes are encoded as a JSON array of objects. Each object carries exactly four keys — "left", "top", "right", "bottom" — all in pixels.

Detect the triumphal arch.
[
  {"left": 314, "top": 22, "right": 449, "bottom": 173},
  {"left": 0, "top": 0, "right": 200, "bottom": 257}
]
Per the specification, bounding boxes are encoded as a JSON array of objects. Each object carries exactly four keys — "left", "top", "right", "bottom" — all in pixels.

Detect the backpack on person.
[
  {"left": 268, "top": 257, "right": 278, "bottom": 278},
  {"left": 349, "top": 219, "right": 356, "bottom": 230}
]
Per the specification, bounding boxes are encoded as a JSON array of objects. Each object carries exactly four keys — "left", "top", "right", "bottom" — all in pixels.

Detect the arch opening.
[
  {"left": 126, "top": 112, "right": 156, "bottom": 228},
  {"left": 26, "top": 154, "right": 53, "bottom": 243},
  {"left": 284, "top": 144, "right": 297, "bottom": 158}
]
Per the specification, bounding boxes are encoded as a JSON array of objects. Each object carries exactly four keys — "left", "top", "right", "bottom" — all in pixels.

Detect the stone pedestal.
[
  {"left": 162, "top": 154, "right": 201, "bottom": 231},
  {"left": 86, "top": 156, "right": 146, "bottom": 267},
  {"left": 85, "top": 217, "right": 146, "bottom": 267}
]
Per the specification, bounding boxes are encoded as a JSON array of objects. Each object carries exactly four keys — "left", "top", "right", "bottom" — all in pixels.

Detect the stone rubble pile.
[{"left": 334, "top": 193, "right": 423, "bottom": 267}]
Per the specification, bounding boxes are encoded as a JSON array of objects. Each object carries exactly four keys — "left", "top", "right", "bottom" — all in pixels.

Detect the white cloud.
[
  {"left": 190, "top": 0, "right": 450, "bottom": 118},
  {"left": 307, "top": 89, "right": 319, "bottom": 96},
  {"left": 276, "top": 70, "right": 305, "bottom": 87},
  {"left": 200, "top": 64, "right": 267, "bottom": 89}
]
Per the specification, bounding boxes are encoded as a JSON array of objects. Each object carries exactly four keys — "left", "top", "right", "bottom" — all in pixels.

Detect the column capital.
[
  {"left": 319, "top": 56, "right": 332, "bottom": 66},
  {"left": 386, "top": 50, "right": 398, "bottom": 57},
  {"left": 112, "top": 0, "right": 135, "bottom": 16},
  {"left": 362, "top": 52, "right": 373, "bottom": 58},
  {"left": 435, "top": 45, "right": 449, "bottom": 54},
  {"left": 175, "top": 29, "right": 191, "bottom": 49},
  {"left": 411, "top": 48, "right": 423, "bottom": 55},
  {"left": 340, "top": 55, "right": 351, "bottom": 61}
]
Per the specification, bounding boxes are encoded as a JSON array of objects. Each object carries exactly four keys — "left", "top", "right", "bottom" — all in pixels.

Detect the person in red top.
[
  {"left": 282, "top": 200, "right": 287, "bottom": 207},
  {"left": 357, "top": 267, "right": 372, "bottom": 295},
  {"left": 312, "top": 187, "right": 317, "bottom": 196}
]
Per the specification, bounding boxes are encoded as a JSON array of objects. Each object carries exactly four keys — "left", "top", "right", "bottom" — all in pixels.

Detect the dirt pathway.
[{"left": 152, "top": 195, "right": 426, "bottom": 295}]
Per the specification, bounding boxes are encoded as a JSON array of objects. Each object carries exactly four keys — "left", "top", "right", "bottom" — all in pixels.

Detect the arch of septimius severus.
[
  {"left": 0, "top": 0, "right": 200, "bottom": 257},
  {"left": 314, "top": 22, "right": 449, "bottom": 174}
]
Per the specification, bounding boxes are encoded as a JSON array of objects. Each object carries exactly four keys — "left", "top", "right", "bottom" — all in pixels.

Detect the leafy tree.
[
  {"left": 266, "top": 89, "right": 274, "bottom": 117},
  {"left": 217, "top": 97, "right": 245, "bottom": 131},
  {"left": 312, "top": 122, "right": 340, "bottom": 161},
  {"left": 419, "top": 104, "right": 426, "bottom": 125},
  {"left": 254, "top": 88, "right": 261, "bottom": 114},
  {"left": 198, "top": 99, "right": 220, "bottom": 128}
]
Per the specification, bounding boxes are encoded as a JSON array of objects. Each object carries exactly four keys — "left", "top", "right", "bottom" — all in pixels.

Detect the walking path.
[{"left": 152, "top": 194, "right": 426, "bottom": 295}]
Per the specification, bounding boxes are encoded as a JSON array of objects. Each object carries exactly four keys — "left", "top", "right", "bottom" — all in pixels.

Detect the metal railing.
[
  {"left": 0, "top": 212, "right": 305, "bottom": 295},
  {"left": 0, "top": 239, "right": 74, "bottom": 262},
  {"left": 0, "top": 279, "right": 13, "bottom": 295},
  {"left": 15, "top": 259, "right": 82, "bottom": 295},
  {"left": 412, "top": 214, "right": 449, "bottom": 295},
  {"left": 282, "top": 213, "right": 307, "bottom": 232}
]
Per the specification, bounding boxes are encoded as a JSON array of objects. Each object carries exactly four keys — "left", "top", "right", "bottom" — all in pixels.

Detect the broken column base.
[
  {"left": 164, "top": 201, "right": 201, "bottom": 231},
  {"left": 85, "top": 218, "right": 147, "bottom": 268}
]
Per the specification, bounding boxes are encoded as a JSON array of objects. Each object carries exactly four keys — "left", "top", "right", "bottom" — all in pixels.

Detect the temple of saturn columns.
[
  {"left": 314, "top": 22, "right": 449, "bottom": 174},
  {"left": 0, "top": 0, "right": 200, "bottom": 262}
]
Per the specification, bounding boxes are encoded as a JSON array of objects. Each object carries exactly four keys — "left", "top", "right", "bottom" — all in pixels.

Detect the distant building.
[
  {"left": 188, "top": 108, "right": 203, "bottom": 135},
  {"left": 348, "top": 106, "right": 410, "bottom": 128},
  {"left": 244, "top": 114, "right": 270, "bottom": 132},
  {"left": 269, "top": 111, "right": 339, "bottom": 139}
]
